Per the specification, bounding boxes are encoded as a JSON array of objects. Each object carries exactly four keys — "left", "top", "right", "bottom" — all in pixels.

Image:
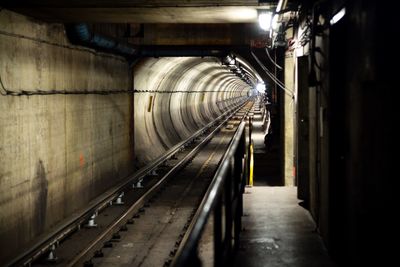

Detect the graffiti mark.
[{"left": 79, "top": 153, "right": 85, "bottom": 167}]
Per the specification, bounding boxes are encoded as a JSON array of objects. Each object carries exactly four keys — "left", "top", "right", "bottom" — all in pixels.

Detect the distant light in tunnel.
[
  {"left": 330, "top": 7, "right": 346, "bottom": 25},
  {"left": 258, "top": 12, "right": 272, "bottom": 31},
  {"left": 256, "top": 83, "right": 266, "bottom": 93}
]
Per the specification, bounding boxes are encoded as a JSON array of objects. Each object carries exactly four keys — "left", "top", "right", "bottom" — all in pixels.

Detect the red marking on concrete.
[{"left": 79, "top": 153, "right": 85, "bottom": 167}]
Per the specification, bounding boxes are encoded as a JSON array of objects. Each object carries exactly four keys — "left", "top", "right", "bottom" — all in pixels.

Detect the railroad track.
[{"left": 9, "top": 101, "right": 253, "bottom": 267}]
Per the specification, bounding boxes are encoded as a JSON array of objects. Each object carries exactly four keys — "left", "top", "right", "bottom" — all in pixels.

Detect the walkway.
[
  {"left": 234, "top": 187, "right": 336, "bottom": 267},
  {"left": 251, "top": 105, "right": 282, "bottom": 186},
  {"left": 234, "top": 101, "right": 336, "bottom": 266}
]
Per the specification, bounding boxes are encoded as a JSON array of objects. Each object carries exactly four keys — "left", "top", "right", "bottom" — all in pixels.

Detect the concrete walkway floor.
[{"left": 234, "top": 187, "right": 336, "bottom": 267}]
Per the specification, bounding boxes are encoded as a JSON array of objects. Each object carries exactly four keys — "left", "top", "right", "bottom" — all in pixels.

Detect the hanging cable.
[
  {"left": 265, "top": 48, "right": 283, "bottom": 70},
  {"left": 250, "top": 51, "right": 287, "bottom": 89},
  {"left": 0, "top": 69, "right": 135, "bottom": 96},
  {"left": 0, "top": 30, "right": 126, "bottom": 62},
  {"left": 0, "top": 79, "right": 242, "bottom": 96},
  {"left": 133, "top": 89, "right": 239, "bottom": 93},
  {"left": 0, "top": 27, "right": 135, "bottom": 96},
  {"left": 251, "top": 51, "right": 287, "bottom": 89},
  {"left": 251, "top": 51, "right": 294, "bottom": 98}
]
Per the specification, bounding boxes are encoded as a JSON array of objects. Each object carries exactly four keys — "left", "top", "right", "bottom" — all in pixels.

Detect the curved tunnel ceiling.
[
  {"left": 133, "top": 56, "right": 251, "bottom": 165},
  {"left": 135, "top": 57, "right": 251, "bottom": 93}
]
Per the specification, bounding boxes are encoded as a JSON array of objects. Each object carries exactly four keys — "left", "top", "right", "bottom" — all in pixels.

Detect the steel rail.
[
  {"left": 7, "top": 100, "right": 248, "bottom": 267},
  {"left": 67, "top": 101, "right": 251, "bottom": 266},
  {"left": 171, "top": 103, "right": 252, "bottom": 267}
]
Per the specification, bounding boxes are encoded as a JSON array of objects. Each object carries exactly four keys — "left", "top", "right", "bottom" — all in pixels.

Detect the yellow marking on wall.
[{"left": 148, "top": 95, "right": 154, "bottom": 112}]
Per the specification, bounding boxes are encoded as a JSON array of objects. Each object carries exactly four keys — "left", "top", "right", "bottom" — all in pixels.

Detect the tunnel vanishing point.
[{"left": 0, "top": 1, "right": 398, "bottom": 266}]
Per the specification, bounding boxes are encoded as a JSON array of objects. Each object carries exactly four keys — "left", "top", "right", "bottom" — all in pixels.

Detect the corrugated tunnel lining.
[{"left": 133, "top": 57, "right": 250, "bottom": 165}]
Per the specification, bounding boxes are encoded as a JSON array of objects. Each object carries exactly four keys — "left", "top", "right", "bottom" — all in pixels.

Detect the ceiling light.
[
  {"left": 330, "top": 7, "right": 346, "bottom": 25},
  {"left": 271, "top": 14, "right": 279, "bottom": 31},
  {"left": 276, "top": 0, "right": 287, "bottom": 13},
  {"left": 258, "top": 12, "right": 272, "bottom": 31}
]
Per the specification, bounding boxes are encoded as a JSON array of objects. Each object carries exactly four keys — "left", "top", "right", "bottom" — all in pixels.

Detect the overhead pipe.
[
  {"left": 65, "top": 23, "right": 137, "bottom": 57},
  {"left": 66, "top": 26, "right": 230, "bottom": 59},
  {"left": 64, "top": 26, "right": 246, "bottom": 86}
]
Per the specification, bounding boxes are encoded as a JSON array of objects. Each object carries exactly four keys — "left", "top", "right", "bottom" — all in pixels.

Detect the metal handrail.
[
  {"left": 172, "top": 107, "right": 251, "bottom": 267},
  {"left": 7, "top": 100, "right": 248, "bottom": 267},
  {"left": 66, "top": 104, "right": 244, "bottom": 266}
]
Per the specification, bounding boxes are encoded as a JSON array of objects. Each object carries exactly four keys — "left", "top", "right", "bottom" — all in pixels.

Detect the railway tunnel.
[{"left": 0, "top": 1, "right": 397, "bottom": 266}]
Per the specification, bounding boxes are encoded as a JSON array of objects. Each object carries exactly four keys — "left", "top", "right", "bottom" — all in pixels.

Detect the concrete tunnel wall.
[
  {"left": 0, "top": 10, "right": 133, "bottom": 263},
  {"left": 0, "top": 10, "right": 250, "bottom": 263}
]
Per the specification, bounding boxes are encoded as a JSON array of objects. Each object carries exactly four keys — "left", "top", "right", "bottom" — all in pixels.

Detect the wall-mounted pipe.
[
  {"left": 65, "top": 23, "right": 137, "bottom": 57},
  {"left": 66, "top": 25, "right": 231, "bottom": 59}
]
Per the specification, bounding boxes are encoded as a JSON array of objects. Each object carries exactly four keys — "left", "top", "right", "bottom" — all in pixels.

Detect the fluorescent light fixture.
[
  {"left": 224, "top": 55, "right": 236, "bottom": 66},
  {"left": 258, "top": 12, "right": 272, "bottom": 31},
  {"left": 236, "top": 57, "right": 263, "bottom": 82},
  {"left": 330, "top": 7, "right": 346, "bottom": 25},
  {"left": 256, "top": 82, "right": 266, "bottom": 93},
  {"left": 276, "top": 0, "right": 287, "bottom": 13},
  {"left": 271, "top": 14, "right": 279, "bottom": 31}
]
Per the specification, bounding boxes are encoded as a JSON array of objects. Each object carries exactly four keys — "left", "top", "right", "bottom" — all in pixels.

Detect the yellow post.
[{"left": 249, "top": 141, "right": 254, "bottom": 187}]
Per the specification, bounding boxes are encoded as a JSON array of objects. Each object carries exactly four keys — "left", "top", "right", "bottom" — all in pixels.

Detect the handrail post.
[
  {"left": 234, "top": 129, "right": 246, "bottom": 251},
  {"left": 214, "top": 195, "right": 223, "bottom": 267},
  {"left": 246, "top": 115, "right": 252, "bottom": 185},
  {"left": 172, "top": 110, "right": 251, "bottom": 267},
  {"left": 224, "top": 157, "right": 234, "bottom": 263}
]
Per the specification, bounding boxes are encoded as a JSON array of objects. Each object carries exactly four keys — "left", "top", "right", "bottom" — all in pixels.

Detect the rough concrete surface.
[
  {"left": 0, "top": 10, "right": 133, "bottom": 264},
  {"left": 0, "top": 10, "right": 249, "bottom": 264},
  {"left": 284, "top": 53, "right": 295, "bottom": 186},
  {"left": 235, "top": 187, "right": 336, "bottom": 267}
]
